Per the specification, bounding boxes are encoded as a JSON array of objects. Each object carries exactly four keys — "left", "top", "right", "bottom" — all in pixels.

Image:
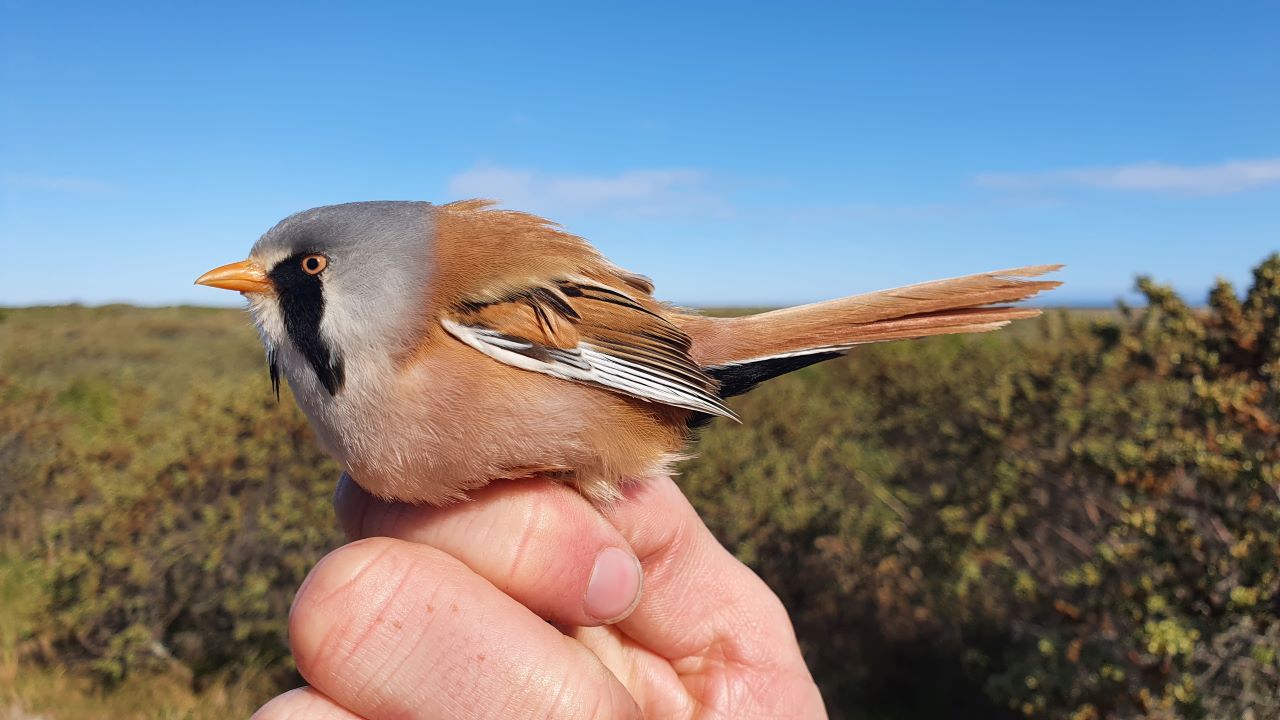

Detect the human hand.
[{"left": 253, "top": 474, "right": 827, "bottom": 719}]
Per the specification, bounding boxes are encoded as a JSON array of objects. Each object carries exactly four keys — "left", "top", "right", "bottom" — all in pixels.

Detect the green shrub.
[
  {"left": 682, "top": 254, "right": 1280, "bottom": 719},
  {"left": 0, "top": 307, "right": 342, "bottom": 687},
  {"left": 40, "top": 382, "right": 341, "bottom": 682}
]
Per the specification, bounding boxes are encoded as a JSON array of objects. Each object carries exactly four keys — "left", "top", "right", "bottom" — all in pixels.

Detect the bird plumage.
[{"left": 197, "top": 200, "right": 1061, "bottom": 504}]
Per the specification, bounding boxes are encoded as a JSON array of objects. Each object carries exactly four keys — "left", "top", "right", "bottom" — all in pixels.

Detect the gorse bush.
[{"left": 1, "top": 258, "right": 1278, "bottom": 719}]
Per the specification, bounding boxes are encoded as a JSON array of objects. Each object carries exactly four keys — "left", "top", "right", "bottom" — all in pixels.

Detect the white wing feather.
[{"left": 442, "top": 318, "right": 738, "bottom": 419}]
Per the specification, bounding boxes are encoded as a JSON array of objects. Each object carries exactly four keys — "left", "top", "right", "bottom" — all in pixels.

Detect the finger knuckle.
[{"left": 502, "top": 488, "right": 574, "bottom": 583}]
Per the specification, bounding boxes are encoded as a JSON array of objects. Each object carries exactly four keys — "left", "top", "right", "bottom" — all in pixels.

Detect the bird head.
[{"left": 196, "top": 201, "right": 434, "bottom": 398}]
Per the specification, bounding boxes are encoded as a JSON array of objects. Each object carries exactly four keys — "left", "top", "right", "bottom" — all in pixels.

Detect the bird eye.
[{"left": 301, "top": 254, "right": 327, "bottom": 275}]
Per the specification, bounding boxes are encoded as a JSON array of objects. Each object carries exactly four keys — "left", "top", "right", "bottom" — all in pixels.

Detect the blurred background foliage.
[{"left": 1, "top": 256, "right": 1278, "bottom": 719}]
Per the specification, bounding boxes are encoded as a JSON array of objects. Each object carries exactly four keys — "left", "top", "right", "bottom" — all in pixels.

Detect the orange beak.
[{"left": 195, "top": 259, "right": 272, "bottom": 294}]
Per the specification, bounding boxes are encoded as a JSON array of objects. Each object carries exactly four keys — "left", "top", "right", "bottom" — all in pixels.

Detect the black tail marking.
[
  {"left": 687, "top": 351, "right": 845, "bottom": 428},
  {"left": 707, "top": 351, "right": 845, "bottom": 398}
]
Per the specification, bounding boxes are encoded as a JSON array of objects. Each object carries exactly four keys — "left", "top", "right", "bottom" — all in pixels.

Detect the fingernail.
[{"left": 585, "top": 547, "right": 643, "bottom": 623}]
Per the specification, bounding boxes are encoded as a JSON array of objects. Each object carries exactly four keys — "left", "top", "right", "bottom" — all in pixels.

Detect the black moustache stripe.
[
  {"left": 267, "top": 347, "right": 281, "bottom": 401},
  {"left": 269, "top": 254, "right": 345, "bottom": 396}
]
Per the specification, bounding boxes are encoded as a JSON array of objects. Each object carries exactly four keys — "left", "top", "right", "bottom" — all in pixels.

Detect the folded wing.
[{"left": 442, "top": 277, "right": 737, "bottom": 419}]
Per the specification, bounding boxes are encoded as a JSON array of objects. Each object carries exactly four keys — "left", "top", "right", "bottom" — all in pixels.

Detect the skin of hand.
[{"left": 252, "top": 474, "right": 828, "bottom": 720}]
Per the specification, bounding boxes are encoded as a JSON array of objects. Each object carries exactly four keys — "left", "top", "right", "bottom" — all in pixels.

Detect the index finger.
[
  {"left": 289, "top": 537, "right": 643, "bottom": 720},
  {"left": 335, "top": 474, "right": 644, "bottom": 627}
]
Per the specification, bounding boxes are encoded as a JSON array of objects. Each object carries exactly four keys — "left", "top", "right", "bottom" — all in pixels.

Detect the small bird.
[{"left": 197, "top": 200, "right": 1060, "bottom": 504}]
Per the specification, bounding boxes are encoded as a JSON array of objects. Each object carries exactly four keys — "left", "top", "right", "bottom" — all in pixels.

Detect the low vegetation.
[{"left": 1, "top": 256, "right": 1278, "bottom": 719}]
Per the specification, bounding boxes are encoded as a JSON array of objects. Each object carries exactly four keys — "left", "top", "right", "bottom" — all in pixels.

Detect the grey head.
[{"left": 245, "top": 201, "right": 436, "bottom": 396}]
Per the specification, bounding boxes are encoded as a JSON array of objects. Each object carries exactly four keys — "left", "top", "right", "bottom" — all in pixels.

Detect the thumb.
[{"left": 598, "top": 476, "right": 815, "bottom": 675}]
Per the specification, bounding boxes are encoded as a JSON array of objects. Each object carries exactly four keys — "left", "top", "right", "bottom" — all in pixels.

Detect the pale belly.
[{"left": 285, "top": 339, "right": 691, "bottom": 505}]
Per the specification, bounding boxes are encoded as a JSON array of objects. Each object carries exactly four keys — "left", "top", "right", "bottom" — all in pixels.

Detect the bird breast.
[{"left": 280, "top": 334, "right": 686, "bottom": 505}]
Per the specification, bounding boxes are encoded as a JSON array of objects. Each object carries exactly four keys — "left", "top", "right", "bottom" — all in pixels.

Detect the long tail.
[{"left": 676, "top": 265, "right": 1063, "bottom": 398}]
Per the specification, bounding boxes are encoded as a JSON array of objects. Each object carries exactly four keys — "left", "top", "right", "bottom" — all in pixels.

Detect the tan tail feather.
[{"left": 680, "top": 265, "right": 1063, "bottom": 366}]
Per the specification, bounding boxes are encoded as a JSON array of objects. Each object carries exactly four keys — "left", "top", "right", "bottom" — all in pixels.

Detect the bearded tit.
[{"left": 197, "top": 200, "right": 1060, "bottom": 504}]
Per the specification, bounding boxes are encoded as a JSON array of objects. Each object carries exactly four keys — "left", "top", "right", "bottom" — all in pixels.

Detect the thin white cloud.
[
  {"left": 446, "top": 165, "right": 732, "bottom": 217},
  {"left": 975, "top": 158, "right": 1280, "bottom": 196},
  {"left": 2, "top": 173, "right": 114, "bottom": 193}
]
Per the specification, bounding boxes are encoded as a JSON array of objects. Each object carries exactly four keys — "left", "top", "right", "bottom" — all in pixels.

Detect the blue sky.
[{"left": 2, "top": 1, "right": 1277, "bottom": 307}]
